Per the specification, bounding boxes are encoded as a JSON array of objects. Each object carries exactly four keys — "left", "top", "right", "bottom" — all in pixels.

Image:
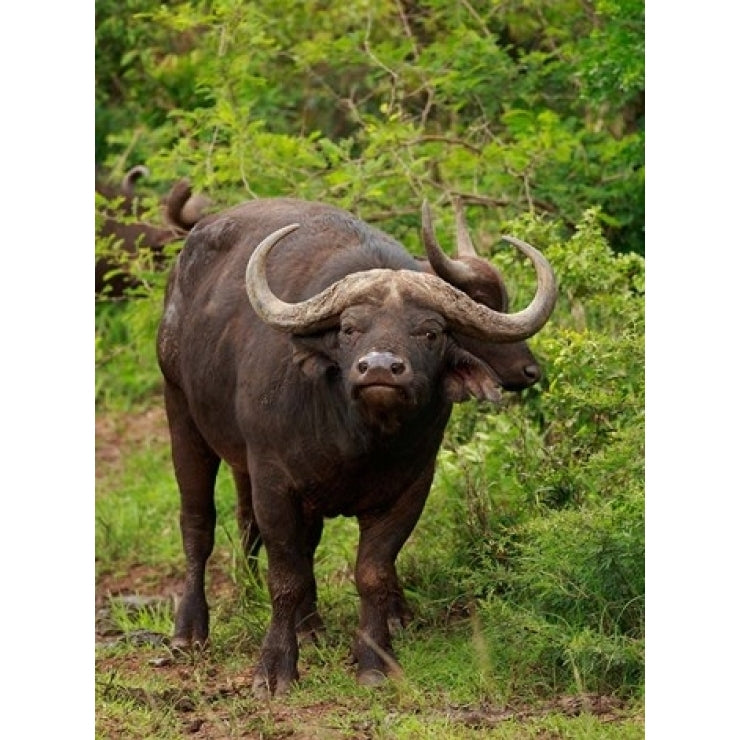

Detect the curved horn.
[
  {"left": 453, "top": 197, "right": 477, "bottom": 258},
  {"left": 180, "top": 194, "right": 211, "bottom": 228},
  {"left": 246, "top": 222, "right": 557, "bottom": 341},
  {"left": 246, "top": 223, "right": 414, "bottom": 335},
  {"left": 404, "top": 231, "right": 557, "bottom": 341},
  {"left": 422, "top": 200, "right": 511, "bottom": 312},
  {"left": 164, "top": 179, "right": 192, "bottom": 230},
  {"left": 421, "top": 200, "right": 478, "bottom": 285},
  {"left": 245, "top": 223, "right": 337, "bottom": 333},
  {"left": 121, "top": 165, "right": 150, "bottom": 197}
]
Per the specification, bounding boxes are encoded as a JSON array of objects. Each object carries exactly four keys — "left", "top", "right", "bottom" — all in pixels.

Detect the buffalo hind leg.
[
  {"left": 233, "top": 468, "right": 262, "bottom": 577},
  {"left": 164, "top": 381, "right": 221, "bottom": 650},
  {"left": 352, "top": 466, "right": 434, "bottom": 685},
  {"left": 386, "top": 569, "right": 414, "bottom": 634}
]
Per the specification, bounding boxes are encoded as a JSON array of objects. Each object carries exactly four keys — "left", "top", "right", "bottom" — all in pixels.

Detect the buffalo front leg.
[
  {"left": 250, "top": 469, "right": 317, "bottom": 697},
  {"left": 233, "top": 468, "right": 323, "bottom": 641},
  {"left": 164, "top": 382, "right": 220, "bottom": 650},
  {"left": 294, "top": 514, "right": 326, "bottom": 643},
  {"left": 352, "top": 467, "right": 434, "bottom": 685}
]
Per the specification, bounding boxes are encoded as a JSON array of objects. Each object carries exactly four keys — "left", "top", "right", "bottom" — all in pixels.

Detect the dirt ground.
[{"left": 95, "top": 405, "right": 170, "bottom": 478}]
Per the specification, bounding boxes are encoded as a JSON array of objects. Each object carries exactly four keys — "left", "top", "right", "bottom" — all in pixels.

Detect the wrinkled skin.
[{"left": 156, "top": 198, "right": 550, "bottom": 697}]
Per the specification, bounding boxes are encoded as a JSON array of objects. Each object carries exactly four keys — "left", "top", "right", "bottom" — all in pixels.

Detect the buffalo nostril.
[
  {"left": 356, "top": 351, "right": 407, "bottom": 377},
  {"left": 523, "top": 364, "right": 541, "bottom": 381}
]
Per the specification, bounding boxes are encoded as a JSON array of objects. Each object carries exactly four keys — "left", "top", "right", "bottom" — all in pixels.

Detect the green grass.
[
  {"left": 96, "top": 407, "right": 644, "bottom": 737},
  {"left": 97, "top": 618, "right": 644, "bottom": 739}
]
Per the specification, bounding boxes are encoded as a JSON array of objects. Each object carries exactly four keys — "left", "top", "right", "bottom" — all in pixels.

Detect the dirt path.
[{"left": 96, "top": 404, "right": 169, "bottom": 478}]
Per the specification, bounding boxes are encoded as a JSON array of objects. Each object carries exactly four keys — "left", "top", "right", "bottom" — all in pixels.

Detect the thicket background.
[{"left": 94, "top": 0, "right": 647, "bottom": 735}]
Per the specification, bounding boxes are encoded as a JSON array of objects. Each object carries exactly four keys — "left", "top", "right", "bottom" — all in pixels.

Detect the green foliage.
[
  {"left": 476, "top": 493, "right": 644, "bottom": 700},
  {"left": 106, "top": 597, "right": 174, "bottom": 637},
  {"left": 96, "top": 0, "right": 644, "bottom": 254},
  {"left": 95, "top": 437, "right": 180, "bottom": 568},
  {"left": 95, "top": 297, "right": 165, "bottom": 410},
  {"left": 415, "top": 211, "right": 644, "bottom": 698}
]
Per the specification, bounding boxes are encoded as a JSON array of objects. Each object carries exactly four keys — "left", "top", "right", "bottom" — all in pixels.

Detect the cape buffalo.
[
  {"left": 96, "top": 167, "right": 211, "bottom": 297},
  {"left": 156, "top": 197, "right": 557, "bottom": 697}
]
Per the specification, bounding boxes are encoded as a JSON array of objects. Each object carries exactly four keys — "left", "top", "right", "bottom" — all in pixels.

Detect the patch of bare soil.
[
  {"left": 96, "top": 643, "right": 635, "bottom": 740},
  {"left": 443, "top": 694, "right": 630, "bottom": 728},
  {"left": 95, "top": 405, "right": 169, "bottom": 478}
]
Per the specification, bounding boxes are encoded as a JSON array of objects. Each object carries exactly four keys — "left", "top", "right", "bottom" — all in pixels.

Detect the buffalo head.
[
  {"left": 95, "top": 168, "right": 211, "bottom": 298},
  {"left": 420, "top": 199, "right": 544, "bottom": 391},
  {"left": 244, "top": 206, "right": 557, "bottom": 434}
]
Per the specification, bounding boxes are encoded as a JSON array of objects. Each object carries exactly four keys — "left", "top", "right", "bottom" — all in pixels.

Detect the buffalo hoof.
[
  {"left": 172, "top": 597, "right": 209, "bottom": 650},
  {"left": 170, "top": 635, "right": 209, "bottom": 653},
  {"left": 357, "top": 668, "right": 388, "bottom": 687},
  {"left": 251, "top": 671, "right": 297, "bottom": 700},
  {"left": 251, "top": 647, "right": 299, "bottom": 699}
]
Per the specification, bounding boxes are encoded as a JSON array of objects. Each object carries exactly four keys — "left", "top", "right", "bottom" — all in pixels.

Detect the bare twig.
[
  {"left": 206, "top": 24, "right": 230, "bottom": 181},
  {"left": 404, "top": 135, "right": 483, "bottom": 155},
  {"left": 460, "top": 0, "right": 492, "bottom": 37},
  {"left": 394, "top": 0, "right": 419, "bottom": 60},
  {"left": 364, "top": 207, "right": 420, "bottom": 223},
  {"left": 449, "top": 189, "right": 559, "bottom": 215},
  {"left": 523, "top": 173, "right": 534, "bottom": 212}
]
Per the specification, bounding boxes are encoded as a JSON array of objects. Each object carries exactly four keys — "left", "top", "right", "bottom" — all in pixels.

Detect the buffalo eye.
[{"left": 425, "top": 330, "right": 438, "bottom": 342}]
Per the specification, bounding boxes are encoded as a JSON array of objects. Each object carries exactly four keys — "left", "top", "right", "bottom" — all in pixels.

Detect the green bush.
[
  {"left": 95, "top": 296, "right": 166, "bottom": 410},
  {"left": 474, "top": 496, "right": 644, "bottom": 700},
  {"left": 96, "top": 0, "right": 643, "bottom": 254},
  {"left": 418, "top": 211, "right": 644, "bottom": 698}
]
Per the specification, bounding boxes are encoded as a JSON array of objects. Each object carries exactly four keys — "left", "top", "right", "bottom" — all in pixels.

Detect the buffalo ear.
[
  {"left": 291, "top": 333, "right": 339, "bottom": 379},
  {"left": 444, "top": 347, "right": 502, "bottom": 404}
]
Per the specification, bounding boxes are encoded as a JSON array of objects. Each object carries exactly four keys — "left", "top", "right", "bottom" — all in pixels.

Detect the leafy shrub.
[
  {"left": 477, "top": 490, "right": 644, "bottom": 700},
  {"left": 96, "top": 0, "right": 644, "bottom": 254},
  {"left": 95, "top": 296, "right": 166, "bottom": 410},
  {"left": 414, "top": 210, "right": 644, "bottom": 697}
]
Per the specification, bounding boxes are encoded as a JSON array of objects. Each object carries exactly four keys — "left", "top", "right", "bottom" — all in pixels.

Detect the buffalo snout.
[
  {"left": 357, "top": 351, "right": 407, "bottom": 378},
  {"left": 493, "top": 356, "right": 542, "bottom": 391},
  {"left": 350, "top": 351, "right": 412, "bottom": 391},
  {"left": 522, "top": 362, "right": 541, "bottom": 383},
  {"left": 348, "top": 351, "right": 417, "bottom": 424}
]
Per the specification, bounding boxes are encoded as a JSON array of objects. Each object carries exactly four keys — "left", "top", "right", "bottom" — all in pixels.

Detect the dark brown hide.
[
  {"left": 415, "top": 255, "right": 542, "bottom": 390},
  {"left": 156, "top": 198, "right": 556, "bottom": 698},
  {"left": 95, "top": 170, "right": 210, "bottom": 298}
]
